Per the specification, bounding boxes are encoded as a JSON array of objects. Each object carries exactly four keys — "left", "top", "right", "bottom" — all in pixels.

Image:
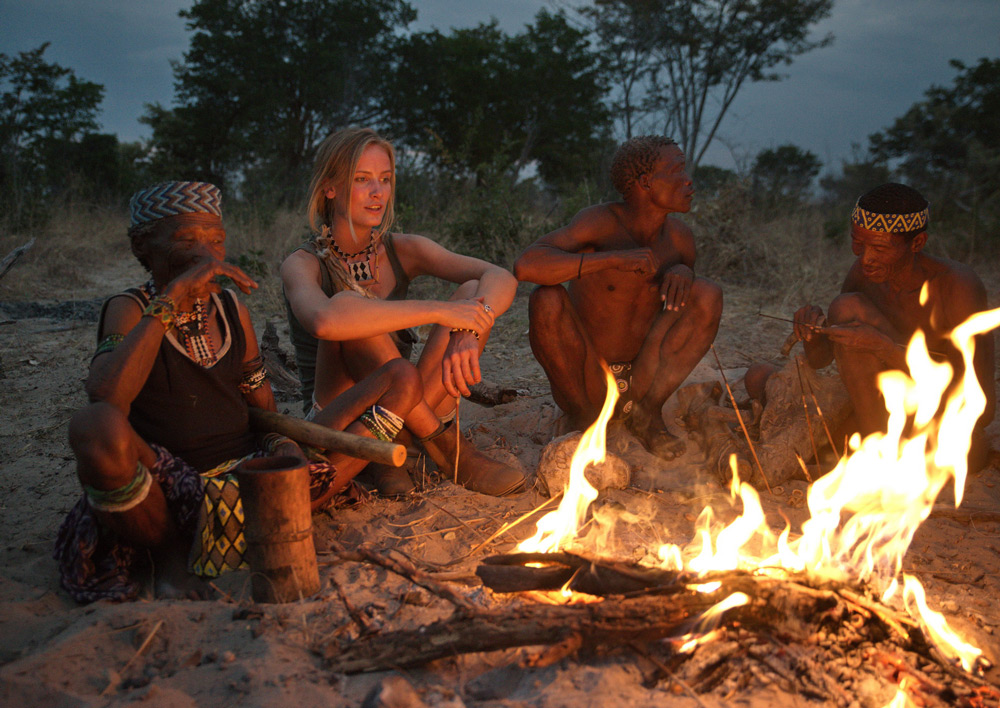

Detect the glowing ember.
[{"left": 518, "top": 305, "right": 1000, "bottom": 682}]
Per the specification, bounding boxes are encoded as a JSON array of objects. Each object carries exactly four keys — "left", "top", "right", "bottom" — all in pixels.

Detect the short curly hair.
[{"left": 610, "top": 135, "right": 678, "bottom": 196}]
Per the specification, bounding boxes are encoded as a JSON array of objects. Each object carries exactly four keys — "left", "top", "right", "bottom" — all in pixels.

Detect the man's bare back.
[{"left": 515, "top": 137, "right": 722, "bottom": 459}]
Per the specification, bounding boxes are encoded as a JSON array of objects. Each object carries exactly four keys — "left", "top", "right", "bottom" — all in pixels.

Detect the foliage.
[
  {"left": 693, "top": 164, "right": 738, "bottom": 199},
  {"left": 142, "top": 0, "right": 416, "bottom": 201},
  {"left": 0, "top": 43, "right": 111, "bottom": 223},
  {"left": 382, "top": 10, "right": 612, "bottom": 186},
  {"left": 750, "top": 144, "right": 821, "bottom": 205},
  {"left": 869, "top": 57, "right": 1000, "bottom": 251},
  {"left": 577, "top": 0, "right": 833, "bottom": 168}
]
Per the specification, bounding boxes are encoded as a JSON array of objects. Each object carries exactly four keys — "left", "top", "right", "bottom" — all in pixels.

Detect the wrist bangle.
[
  {"left": 142, "top": 296, "right": 177, "bottom": 330},
  {"left": 577, "top": 253, "right": 584, "bottom": 279},
  {"left": 450, "top": 327, "right": 480, "bottom": 340}
]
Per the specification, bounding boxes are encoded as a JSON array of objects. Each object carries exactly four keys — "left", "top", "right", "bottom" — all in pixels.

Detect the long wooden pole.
[{"left": 249, "top": 408, "right": 406, "bottom": 467}]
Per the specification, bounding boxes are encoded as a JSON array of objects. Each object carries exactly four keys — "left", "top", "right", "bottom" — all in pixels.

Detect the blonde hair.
[{"left": 306, "top": 127, "right": 397, "bottom": 239}]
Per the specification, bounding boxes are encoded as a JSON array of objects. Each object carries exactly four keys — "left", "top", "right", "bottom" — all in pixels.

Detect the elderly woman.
[
  {"left": 281, "top": 127, "right": 525, "bottom": 497},
  {"left": 55, "top": 181, "right": 423, "bottom": 602}
]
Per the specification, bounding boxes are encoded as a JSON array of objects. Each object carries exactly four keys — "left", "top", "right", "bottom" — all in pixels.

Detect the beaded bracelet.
[
  {"left": 261, "top": 432, "right": 294, "bottom": 454},
  {"left": 449, "top": 327, "right": 480, "bottom": 340},
  {"left": 142, "top": 296, "right": 177, "bottom": 330}
]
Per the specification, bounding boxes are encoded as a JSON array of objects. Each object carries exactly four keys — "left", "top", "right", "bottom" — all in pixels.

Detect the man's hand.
[
  {"left": 437, "top": 298, "right": 494, "bottom": 338},
  {"left": 613, "top": 248, "right": 659, "bottom": 275},
  {"left": 163, "top": 257, "right": 257, "bottom": 311},
  {"left": 794, "top": 305, "right": 826, "bottom": 342},
  {"left": 442, "top": 330, "right": 482, "bottom": 397},
  {"left": 659, "top": 264, "right": 694, "bottom": 312}
]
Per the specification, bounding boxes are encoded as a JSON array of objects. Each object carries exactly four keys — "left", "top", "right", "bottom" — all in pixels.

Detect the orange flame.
[
  {"left": 519, "top": 307, "right": 1000, "bottom": 680},
  {"left": 516, "top": 369, "right": 618, "bottom": 554}
]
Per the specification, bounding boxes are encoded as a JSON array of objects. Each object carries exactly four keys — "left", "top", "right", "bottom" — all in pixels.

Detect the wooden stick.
[
  {"left": 0, "top": 238, "right": 34, "bottom": 281},
  {"left": 330, "top": 542, "right": 480, "bottom": 613},
  {"left": 710, "top": 346, "right": 771, "bottom": 493},
  {"left": 249, "top": 408, "right": 405, "bottom": 467},
  {"left": 757, "top": 312, "right": 822, "bottom": 330},
  {"left": 793, "top": 356, "right": 823, "bottom": 479},
  {"left": 795, "top": 356, "right": 840, "bottom": 457},
  {"left": 101, "top": 619, "right": 163, "bottom": 695},
  {"left": 758, "top": 313, "right": 947, "bottom": 358}
]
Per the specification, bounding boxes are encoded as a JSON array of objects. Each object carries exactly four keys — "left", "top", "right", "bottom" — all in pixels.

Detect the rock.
[{"left": 536, "top": 431, "right": 631, "bottom": 496}]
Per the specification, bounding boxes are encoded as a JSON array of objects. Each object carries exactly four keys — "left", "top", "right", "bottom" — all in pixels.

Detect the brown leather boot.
[
  {"left": 359, "top": 462, "right": 415, "bottom": 498},
  {"left": 420, "top": 422, "right": 526, "bottom": 496}
]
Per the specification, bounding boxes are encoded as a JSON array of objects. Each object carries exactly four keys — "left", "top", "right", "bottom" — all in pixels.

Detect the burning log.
[{"left": 318, "top": 549, "right": 997, "bottom": 708}]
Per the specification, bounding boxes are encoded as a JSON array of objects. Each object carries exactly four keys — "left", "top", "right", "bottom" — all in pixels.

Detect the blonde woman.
[{"left": 281, "top": 127, "right": 525, "bottom": 496}]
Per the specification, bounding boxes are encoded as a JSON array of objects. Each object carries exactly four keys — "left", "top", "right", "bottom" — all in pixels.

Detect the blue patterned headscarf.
[{"left": 129, "top": 181, "right": 222, "bottom": 227}]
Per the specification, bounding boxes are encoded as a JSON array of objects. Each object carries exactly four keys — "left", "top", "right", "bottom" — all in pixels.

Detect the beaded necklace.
[
  {"left": 145, "top": 281, "right": 217, "bottom": 367},
  {"left": 315, "top": 225, "right": 380, "bottom": 287}
]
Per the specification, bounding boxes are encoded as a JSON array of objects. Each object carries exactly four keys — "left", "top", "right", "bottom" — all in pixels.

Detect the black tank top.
[
  {"left": 98, "top": 288, "right": 256, "bottom": 472},
  {"left": 284, "top": 233, "right": 413, "bottom": 411}
]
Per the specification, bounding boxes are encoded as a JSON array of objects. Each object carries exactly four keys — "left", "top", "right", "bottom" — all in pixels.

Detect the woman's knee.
[
  {"left": 381, "top": 358, "right": 423, "bottom": 410},
  {"left": 451, "top": 279, "right": 480, "bottom": 301}
]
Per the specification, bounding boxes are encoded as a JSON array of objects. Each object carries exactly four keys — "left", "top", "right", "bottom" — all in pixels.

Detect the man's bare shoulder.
[
  {"left": 570, "top": 202, "right": 625, "bottom": 229},
  {"left": 663, "top": 214, "right": 693, "bottom": 241},
  {"left": 926, "top": 254, "right": 987, "bottom": 302}
]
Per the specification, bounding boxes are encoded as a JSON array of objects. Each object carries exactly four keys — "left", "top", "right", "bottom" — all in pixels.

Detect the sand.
[{"left": 2, "top": 255, "right": 1000, "bottom": 707}]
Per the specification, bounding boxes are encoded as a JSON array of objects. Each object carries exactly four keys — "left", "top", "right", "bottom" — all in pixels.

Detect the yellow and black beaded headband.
[{"left": 851, "top": 202, "right": 928, "bottom": 234}]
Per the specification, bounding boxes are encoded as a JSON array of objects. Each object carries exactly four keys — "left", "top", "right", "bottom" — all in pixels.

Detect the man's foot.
[
  {"left": 627, "top": 407, "right": 687, "bottom": 460},
  {"left": 359, "top": 462, "right": 415, "bottom": 498},
  {"left": 634, "top": 425, "right": 687, "bottom": 460},
  {"left": 421, "top": 423, "right": 526, "bottom": 496}
]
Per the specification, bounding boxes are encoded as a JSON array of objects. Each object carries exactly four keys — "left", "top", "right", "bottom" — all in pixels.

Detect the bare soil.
[{"left": 2, "top": 251, "right": 1000, "bottom": 707}]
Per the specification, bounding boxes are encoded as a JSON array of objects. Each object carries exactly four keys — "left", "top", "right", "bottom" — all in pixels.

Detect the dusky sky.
[{"left": 2, "top": 0, "right": 998, "bottom": 173}]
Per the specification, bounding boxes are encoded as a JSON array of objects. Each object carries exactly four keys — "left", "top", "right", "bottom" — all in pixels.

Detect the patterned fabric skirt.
[
  {"left": 53, "top": 444, "right": 203, "bottom": 604},
  {"left": 54, "top": 445, "right": 344, "bottom": 603}
]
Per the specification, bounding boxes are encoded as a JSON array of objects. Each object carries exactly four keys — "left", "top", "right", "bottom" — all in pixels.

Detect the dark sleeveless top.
[
  {"left": 284, "top": 233, "right": 413, "bottom": 411},
  {"left": 97, "top": 288, "right": 256, "bottom": 472}
]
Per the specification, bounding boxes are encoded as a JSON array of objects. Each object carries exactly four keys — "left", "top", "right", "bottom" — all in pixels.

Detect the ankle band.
[{"left": 359, "top": 405, "right": 405, "bottom": 442}]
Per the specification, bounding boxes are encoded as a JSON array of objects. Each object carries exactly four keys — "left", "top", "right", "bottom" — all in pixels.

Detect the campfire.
[{"left": 322, "top": 307, "right": 1000, "bottom": 707}]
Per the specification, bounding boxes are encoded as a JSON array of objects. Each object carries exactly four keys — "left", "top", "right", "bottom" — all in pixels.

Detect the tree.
[
  {"left": 143, "top": 0, "right": 416, "bottom": 199},
  {"left": 578, "top": 0, "right": 833, "bottom": 168},
  {"left": 750, "top": 144, "right": 821, "bottom": 203},
  {"left": 869, "top": 58, "right": 1000, "bottom": 242},
  {"left": 383, "top": 10, "right": 611, "bottom": 185},
  {"left": 0, "top": 43, "right": 104, "bottom": 196}
]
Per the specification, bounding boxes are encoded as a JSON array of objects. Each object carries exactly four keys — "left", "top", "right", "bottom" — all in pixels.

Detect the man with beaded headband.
[
  {"left": 514, "top": 135, "right": 723, "bottom": 459},
  {"left": 54, "top": 181, "right": 424, "bottom": 602},
  {"left": 794, "top": 183, "right": 995, "bottom": 465}
]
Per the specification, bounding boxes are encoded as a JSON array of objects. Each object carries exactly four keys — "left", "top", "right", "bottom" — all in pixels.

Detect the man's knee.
[
  {"left": 689, "top": 278, "right": 723, "bottom": 322},
  {"left": 69, "top": 403, "right": 134, "bottom": 481},
  {"left": 828, "top": 292, "right": 877, "bottom": 326},
  {"left": 528, "top": 284, "right": 569, "bottom": 327}
]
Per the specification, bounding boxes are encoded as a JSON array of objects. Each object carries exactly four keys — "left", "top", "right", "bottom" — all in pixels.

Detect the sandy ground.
[{"left": 2, "top": 253, "right": 1000, "bottom": 707}]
